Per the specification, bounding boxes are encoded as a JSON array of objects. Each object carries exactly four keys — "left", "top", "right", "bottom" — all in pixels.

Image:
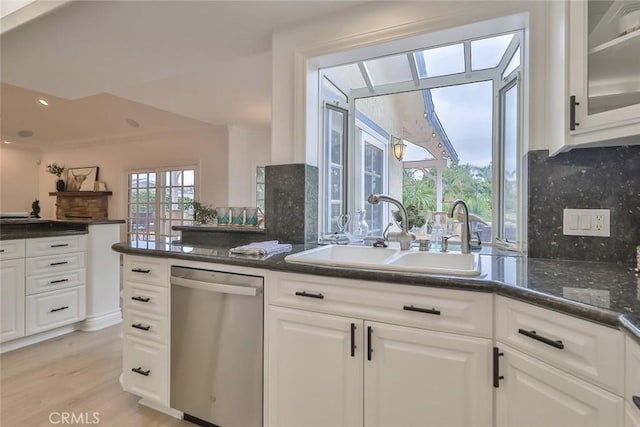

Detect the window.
[
  {"left": 319, "top": 29, "right": 523, "bottom": 248},
  {"left": 127, "top": 167, "right": 196, "bottom": 243},
  {"left": 256, "top": 166, "right": 265, "bottom": 213}
]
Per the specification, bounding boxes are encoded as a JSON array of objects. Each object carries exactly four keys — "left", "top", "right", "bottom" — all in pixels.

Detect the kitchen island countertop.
[{"left": 112, "top": 239, "right": 640, "bottom": 342}]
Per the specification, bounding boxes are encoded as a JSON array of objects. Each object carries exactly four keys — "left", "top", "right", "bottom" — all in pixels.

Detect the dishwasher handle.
[{"left": 171, "top": 275, "right": 258, "bottom": 297}]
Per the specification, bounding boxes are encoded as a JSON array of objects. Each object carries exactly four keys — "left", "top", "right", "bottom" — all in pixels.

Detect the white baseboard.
[
  {"left": 0, "top": 324, "right": 78, "bottom": 354},
  {"left": 79, "top": 309, "right": 122, "bottom": 331},
  {"left": 138, "top": 398, "right": 183, "bottom": 420}
]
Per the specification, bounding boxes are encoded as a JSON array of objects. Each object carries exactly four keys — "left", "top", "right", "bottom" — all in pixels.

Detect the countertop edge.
[{"left": 112, "top": 243, "right": 640, "bottom": 343}]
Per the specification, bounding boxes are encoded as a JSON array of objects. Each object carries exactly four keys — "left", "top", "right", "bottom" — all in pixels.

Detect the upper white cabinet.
[{"left": 566, "top": 0, "right": 640, "bottom": 148}]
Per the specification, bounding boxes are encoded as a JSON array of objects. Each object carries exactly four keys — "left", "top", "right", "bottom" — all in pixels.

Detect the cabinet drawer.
[
  {"left": 123, "top": 282, "right": 168, "bottom": 315},
  {"left": 26, "top": 235, "right": 86, "bottom": 257},
  {"left": 495, "top": 296, "right": 624, "bottom": 395},
  {"left": 123, "top": 256, "right": 168, "bottom": 287},
  {"left": 25, "top": 286, "right": 86, "bottom": 335},
  {"left": 122, "top": 335, "right": 169, "bottom": 405},
  {"left": 626, "top": 336, "right": 640, "bottom": 409},
  {"left": 0, "top": 239, "right": 25, "bottom": 260},
  {"left": 26, "top": 252, "right": 85, "bottom": 276},
  {"left": 267, "top": 271, "right": 493, "bottom": 338},
  {"left": 123, "top": 308, "right": 168, "bottom": 344},
  {"left": 26, "top": 268, "right": 86, "bottom": 295}
]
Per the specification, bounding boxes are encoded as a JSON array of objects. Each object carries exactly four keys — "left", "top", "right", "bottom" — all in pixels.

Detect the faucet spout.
[
  {"left": 448, "top": 199, "right": 471, "bottom": 254},
  {"left": 367, "top": 194, "right": 415, "bottom": 250}
]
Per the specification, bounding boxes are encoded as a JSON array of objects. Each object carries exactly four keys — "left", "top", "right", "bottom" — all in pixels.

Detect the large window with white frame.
[
  {"left": 319, "top": 28, "right": 523, "bottom": 249},
  {"left": 127, "top": 167, "right": 196, "bottom": 243}
]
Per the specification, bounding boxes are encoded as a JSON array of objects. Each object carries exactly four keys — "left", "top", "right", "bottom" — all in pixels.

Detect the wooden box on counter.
[{"left": 49, "top": 192, "right": 112, "bottom": 220}]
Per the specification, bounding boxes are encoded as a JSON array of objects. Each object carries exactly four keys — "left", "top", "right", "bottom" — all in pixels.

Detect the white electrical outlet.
[{"left": 562, "top": 209, "right": 610, "bottom": 237}]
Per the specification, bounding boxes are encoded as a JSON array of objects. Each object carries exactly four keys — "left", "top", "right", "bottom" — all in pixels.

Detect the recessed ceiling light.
[
  {"left": 38, "top": 98, "right": 49, "bottom": 106},
  {"left": 125, "top": 118, "right": 140, "bottom": 128}
]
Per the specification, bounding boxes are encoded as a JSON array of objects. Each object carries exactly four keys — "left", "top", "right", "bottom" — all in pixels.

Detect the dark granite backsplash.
[
  {"left": 265, "top": 164, "right": 318, "bottom": 244},
  {"left": 528, "top": 145, "right": 640, "bottom": 264}
]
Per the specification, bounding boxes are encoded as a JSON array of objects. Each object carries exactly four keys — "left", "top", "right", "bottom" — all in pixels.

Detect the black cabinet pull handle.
[
  {"left": 518, "top": 328, "right": 564, "bottom": 349},
  {"left": 50, "top": 261, "right": 69, "bottom": 266},
  {"left": 0, "top": 249, "right": 5, "bottom": 253},
  {"left": 569, "top": 95, "right": 580, "bottom": 131},
  {"left": 50, "top": 278, "right": 69, "bottom": 284},
  {"left": 131, "top": 296, "right": 151, "bottom": 302},
  {"left": 403, "top": 305, "right": 441, "bottom": 316},
  {"left": 367, "top": 326, "right": 373, "bottom": 361},
  {"left": 350, "top": 323, "right": 357, "bottom": 357},
  {"left": 132, "top": 323, "right": 151, "bottom": 331},
  {"left": 131, "top": 268, "right": 151, "bottom": 274},
  {"left": 633, "top": 396, "right": 640, "bottom": 410},
  {"left": 131, "top": 367, "right": 150, "bottom": 376},
  {"left": 50, "top": 244, "right": 69, "bottom": 248},
  {"left": 493, "top": 347, "right": 504, "bottom": 388},
  {"left": 50, "top": 306, "right": 69, "bottom": 313},
  {"left": 295, "top": 291, "right": 324, "bottom": 299}
]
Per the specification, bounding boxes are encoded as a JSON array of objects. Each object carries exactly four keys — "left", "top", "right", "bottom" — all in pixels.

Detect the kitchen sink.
[{"left": 285, "top": 245, "right": 480, "bottom": 276}]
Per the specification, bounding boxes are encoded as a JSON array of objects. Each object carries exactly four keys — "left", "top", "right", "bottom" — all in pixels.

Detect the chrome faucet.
[
  {"left": 367, "top": 194, "right": 415, "bottom": 250},
  {"left": 448, "top": 199, "right": 471, "bottom": 254}
]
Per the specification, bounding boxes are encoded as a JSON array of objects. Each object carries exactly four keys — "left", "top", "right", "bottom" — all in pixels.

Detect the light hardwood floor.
[{"left": 0, "top": 325, "right": 191, "bottom": 427}]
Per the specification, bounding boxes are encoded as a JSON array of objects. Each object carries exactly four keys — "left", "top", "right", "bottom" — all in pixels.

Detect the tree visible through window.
[{"left": 127, "top": 168, "right": 196, "bottom": 243}]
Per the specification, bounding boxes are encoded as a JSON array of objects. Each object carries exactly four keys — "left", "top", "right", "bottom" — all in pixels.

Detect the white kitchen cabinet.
[
  {"left": 626, "top": 336, "right": 640, "bottom": 425},
  {"left": 121, "top": 255, "right": 170, "bottom": 407},
  {"left": 565, "top": 0, "right": 640, "bottom": 149},
  {"left": 267, "top": 306, "right": 363, "bottom": 427},
  {"left": 0, "top": 258, "right": 25, "bottom": 343},
  {"left": 364, "top": 321, "right": 492, "bottom": 427},
  {"left": 495, "top": 344, "right": 624, "bottom": 427},
  {"left": 265, "top": 271, "right": 493, "bottom": 427}
]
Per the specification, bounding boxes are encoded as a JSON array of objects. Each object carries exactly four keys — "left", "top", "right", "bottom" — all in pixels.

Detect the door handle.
[
  {"left": 367, "top": 326, "right": 373, "bottom": 361},
  {"left": 294, "top": 291, "right": 324, "bottom": 299},
  {"left": 403, "top": 305, "right": 441, "bottom": 315},
  {"left": 132, "top": 323, "right": 151, "bottom": 331},
  {"left": 131, "top": 367, "right": 150, "bottom": 376},
  {"left": 50, "top": 306, "right": 69, "bottom": 313},
  {"left": 131, "top": 296, "right": 151, "bottom": 302},
  {"left": 50, "top": 244, "right": 69, "bottom": 248},
  {"left": 50, "top": 261, "right": 69, "bottom": 266},
  {"left": 569, "top": 95, "right": 580, "bottom": 131},
  {"left": 50, "top": 278, "right": 69, "bottom": 284},
  {"left": 493, "top": 347, "right": 504, "bottom": 387},
  {"left": 131, "top": 268, "right": 151, "bottom": 274},
  {"left": 518, "top": 329, "right": 564, "bottom": 349},
  {"left": 350, "top": 323, "right": 357, "bottom": 357}
]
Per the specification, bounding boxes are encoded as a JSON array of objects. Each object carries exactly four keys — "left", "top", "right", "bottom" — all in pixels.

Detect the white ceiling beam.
[
  {"left": 403, "top": 159, "right": 449, "bottom": 169},
  {"left": 357, "top": 62, "right": 375, "bottom": 93},
  {"left": 407, "top": 52, "right": 420, "bottom": 87}
]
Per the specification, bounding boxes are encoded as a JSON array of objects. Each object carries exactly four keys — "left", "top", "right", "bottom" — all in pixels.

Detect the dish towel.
[{"left": 230, "top": 240, "right": 292, "bottom": 257}]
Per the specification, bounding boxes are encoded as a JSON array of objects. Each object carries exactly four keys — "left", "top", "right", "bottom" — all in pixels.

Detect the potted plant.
[{"left": 46, "top": 163, "right": 66, "bottom": 191}]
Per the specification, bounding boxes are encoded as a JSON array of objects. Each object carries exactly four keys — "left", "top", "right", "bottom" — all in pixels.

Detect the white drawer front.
[
  {"left": 123, "top": 256, "right": 168, "bottom": 287},
  {"left": 0, "top": 239, "right": 25, "bottom": 260},
  {"left": 26, "top": 252, "right": 85, "bottom": 276},
  {"left": 626, "top": 336, "right": 640, "bottom": 409},
  {"left": 26, "top": 235, "right": 86, "bottom": 257},
  {"left": 123, "top": 282, "right": 168, "bottom": 316},
  {"left": 122, "top": 335, "right": 169, "bottom": 405},
  {"left": 267, "top": 271, "right": 493, "bottom": 338},
  {"left": 123, "top": 308, "right": 168, "bottom": 344},
  {"left": 26, "top": 268, "right": 86, "bottom": 295},
  {"left": 26, "top": 286, "right": 86, "bottom": 335},
  {"left": 495, "top": 296, "right": 624, "bottom": 395}
]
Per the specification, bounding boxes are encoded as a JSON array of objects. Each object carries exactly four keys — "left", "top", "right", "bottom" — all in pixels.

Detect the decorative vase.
[{"left": 56, "top": 179, "right": 65, "bottom": 192}]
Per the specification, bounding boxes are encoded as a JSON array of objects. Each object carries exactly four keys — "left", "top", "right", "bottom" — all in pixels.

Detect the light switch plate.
[{"left": 562, "top": 209, "right": 610, "bottom": 237}]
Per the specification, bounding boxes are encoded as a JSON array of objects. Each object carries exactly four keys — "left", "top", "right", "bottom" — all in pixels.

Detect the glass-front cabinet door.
[{"left": 567, "top": 0, "right": 640, "bottom": 146}]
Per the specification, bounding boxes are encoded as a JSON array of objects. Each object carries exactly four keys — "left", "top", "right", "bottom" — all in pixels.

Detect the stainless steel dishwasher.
[{"left": 170, "top": 266, "right": 263, "bottom": 427}]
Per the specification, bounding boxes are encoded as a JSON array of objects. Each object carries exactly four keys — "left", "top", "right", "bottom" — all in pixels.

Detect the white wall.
[
  {"left": 271, "top": 1, "right": 550, "bottom": 165},
  {"left": 0, "top": 144, "right": 41, "bottom": 213},
  {"left": 35, "top": 125, "right": 229, "bottom": 227},
  {"left": 227, "top": 125, "right": 271, "bottom": 207}
]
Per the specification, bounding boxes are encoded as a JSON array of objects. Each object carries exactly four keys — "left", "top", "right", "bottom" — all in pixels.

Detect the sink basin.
[
  {"left": 285, "top": 245, "right": 480, "bottom": 276},
  {"left": 284, "top": 245, "right": 400, "bottom": 268}
]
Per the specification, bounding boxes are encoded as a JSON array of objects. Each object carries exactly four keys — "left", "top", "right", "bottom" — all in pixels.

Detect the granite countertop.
[
  {"left": 112, "top": 240, "right": 640, "bottom": 342},
  {"left": 1, "top": 219, "right": 125, "bottom": 240}
]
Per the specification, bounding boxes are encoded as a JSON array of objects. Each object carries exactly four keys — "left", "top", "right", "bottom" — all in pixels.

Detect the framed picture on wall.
[{"left": 66, "top": 166, "right": 99, "bottom": 191}]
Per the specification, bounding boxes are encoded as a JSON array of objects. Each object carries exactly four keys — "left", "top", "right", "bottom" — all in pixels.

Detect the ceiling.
[{"left": 0, "top": 0, "right": 363, "bottom": 146}]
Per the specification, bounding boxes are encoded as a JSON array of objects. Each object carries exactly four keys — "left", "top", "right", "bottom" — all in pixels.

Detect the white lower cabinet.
[
  {"left": 0, "top": 258, "right": 25, "bottom": 343},
  {"left": 364, "top": 321, "right": 492, "bottom": 427},
  {"left": 495, "top": 344, "right": 624, "bottom": 427},
  {"left": 266, "top": 273, "right": 493, "bottom": 427},
  {"left": 25, "top": 286, "right": 86, "bottom": 335},
  {"left": 122, "top": 334, "right": 169, "bottom": 404},
  {"left": 267, "top": 306, "right": 362, "bottom": 427}
]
